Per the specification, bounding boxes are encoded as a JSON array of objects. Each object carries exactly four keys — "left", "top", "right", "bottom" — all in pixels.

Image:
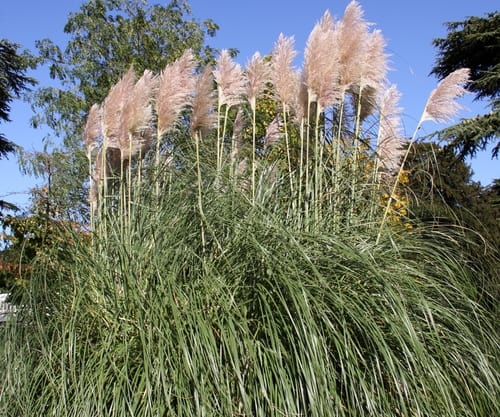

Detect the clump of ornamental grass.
[
  {"left": 1, "top": 166, "right": 498, "bottom": 417},
  {"left": 1, "top": 1, "right": 498, "bottom": 416}
]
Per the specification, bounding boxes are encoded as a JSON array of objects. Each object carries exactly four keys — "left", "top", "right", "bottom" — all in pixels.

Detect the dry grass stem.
[
  {"left": 231, "top": 107, "right": 246, "bottom": 162},
  {"left": 88, "top": 147, "right": 121, "bottom": 210}
]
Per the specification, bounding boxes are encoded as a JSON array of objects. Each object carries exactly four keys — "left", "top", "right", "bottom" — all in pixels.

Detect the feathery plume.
[
  {"left": 420, "top": 68, "right": 470, "bottom": 124},
  {"left": 190, "top": 66, "right": 217, "bottom": 135},
  {"left": 83, "top": 103, "right": 102, "bottom": 157},
  {"left": 102, "top": 67, "right": 136, "bottom": 149},
  {"left": 377, "top": 85, "right": 405, "bottom": 172},
  {"left": 157, "top": 49, "right": 196, "bottom": 136},
  {"left": 245, "top": 52, "right": 271, "bottom": 112},
  {"left": 303, "top": 10, "right": 342, "bottom": 109},
  {"left": 263, "top": 116, "right": 282, "bottom": 150},
  {"left": 349, "top": 86, "right": 378, "bottom": 121},
  {"left": 213, "top": 49, "right": 246, "bottom": 108},
  {"left": 357, "top": 29, "right": 389, "bottom": 92},
  {"left": 270, "top": 34, "right": 300, "bottom": 109},
  {"left": 336, "top": 0, "right": 371, "bottom": 90},
  {"left": 347, "top": 30, "right": 389, "bottom": 121},
  {"left": 121, "top": 69, "right": 158, "bottom": 159}
]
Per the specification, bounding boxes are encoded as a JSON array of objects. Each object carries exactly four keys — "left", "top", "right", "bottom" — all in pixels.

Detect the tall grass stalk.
[{"left": 376, "top": 68, "right": 470, "bottom": 244}]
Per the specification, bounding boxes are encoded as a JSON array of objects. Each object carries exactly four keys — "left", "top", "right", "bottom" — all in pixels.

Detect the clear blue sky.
[{"left": 0, "top": 0, "right": 498, "bottom": 210}]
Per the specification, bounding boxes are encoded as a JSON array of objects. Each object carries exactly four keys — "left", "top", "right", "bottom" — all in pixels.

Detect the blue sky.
[{"left": 0, "top": 0, "right": 498, "bottom": 210}]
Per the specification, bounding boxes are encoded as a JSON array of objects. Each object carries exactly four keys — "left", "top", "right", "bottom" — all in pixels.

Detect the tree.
[
  {"left": 0, "top": 39, "right": 36, "bottom": 213},
  {"left": 430, "top": 11, "right": 500, "bottom": 159},
  {"left": 21, "top": 0, "right": 222, "bottom": 222}
]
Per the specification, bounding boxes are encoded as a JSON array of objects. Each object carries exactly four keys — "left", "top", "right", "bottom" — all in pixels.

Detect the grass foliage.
[{"left": 1, "top": 162, "right": 498, "bottom": 416}]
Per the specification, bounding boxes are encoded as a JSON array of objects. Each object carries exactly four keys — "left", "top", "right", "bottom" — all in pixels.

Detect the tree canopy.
[
  {"left": 0, "top": 39, "right": 36, "bottom": 159},
  {"left": 0, "top": 39, "right": 36, "bottom": 212},
  {"left": 430, "top": 11, "right": 500, "bottom": 159}
]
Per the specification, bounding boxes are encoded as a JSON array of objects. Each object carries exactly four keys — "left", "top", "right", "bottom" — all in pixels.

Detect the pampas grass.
[
  {"left": 245, "top": 52, "right": 270, "bottom": 200},
  {"left": 1, "top": 169, "right": 498, "bottom": 417},
  {"left": 214, "top": 49, "right": 247, "bottom": 173},
  {"left": 83, "top": 103, "right": 101, "bottom": 158},
  {"left": 377, "top": 68, "right": 472, "bottom": 243},
  {"left": 376, "top": 84, "right": 405, "bottom": 174},
  {"left": 421, "top": 67, "right": 470, "bottom": 124},
  {"left": 303, "top": 10, "right": 341, "bottom": 111},
  {"left": 122, "top": 69, "right": 157, "bottom": 161},
  {"left": 190, "top": 65, "right": 217, "bottom": 136},
  {"left": 2, "top": 3, "right": 498, "bottom": 417},
  {"left": 156, "top": 49, "right": 196, "bottom": 138},
  {"left": 270, "top": 34, "right": 300, "bottom": 198}
]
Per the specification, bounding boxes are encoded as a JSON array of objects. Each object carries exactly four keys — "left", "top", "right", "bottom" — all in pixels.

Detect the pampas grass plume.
[
  {"left": 157, "top": 49, "right": 196, "bottom": 137},
  {"left": 102, "top": 67, "right": 136, "bottom": 149},
  {"left": 270, "top": 34, "right": 300, "bottom": 109},
  {"left": 122, "top": 69, "right": 158, "bottom": 158},
  {"left": 421, "top": 68, "right": 470, "bottom": 124},
  {"left": 213, "top": 49, "right": 246, "bottom": 108},
  {"left": 263, "top": 116, "right": 282, "bottom": 150},
  {"left": 377, "top": 85, "right": 405, "bottom": 172},
  {"left": 337, "top": 0, "right": 371, "bottom": 90},
  {"left": 83, "top": 103, "right": 102, "bottom": 157},
  {"left": 359, "top": 29, "right": 388, "bottom": 92},
  {"left": 190, "top": 66, "right": 217, "bottom": 135},
  {"left": 245, "top": 52, "right": 271, "bottom": 112},
  {"left": 303, "top": 10, "right": 341, "bottom": 109}
]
